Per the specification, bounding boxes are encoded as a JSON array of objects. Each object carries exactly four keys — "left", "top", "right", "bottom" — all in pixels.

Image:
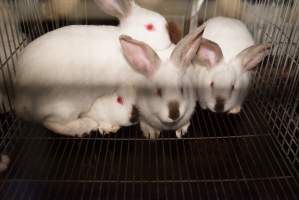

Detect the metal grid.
[
  {"left": 246, "top": 0, "right": 299, "bottom": 181},
  {"left": 0, "top": 0, "right": 299, "bottom": 199},
  {"left": 1, "top": 102, "right": 299, "bottom": 199}
]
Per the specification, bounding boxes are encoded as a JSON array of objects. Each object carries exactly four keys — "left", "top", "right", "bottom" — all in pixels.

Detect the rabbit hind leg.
[{"left": 43, "top": 116, "right": 98, "bottom": 137}]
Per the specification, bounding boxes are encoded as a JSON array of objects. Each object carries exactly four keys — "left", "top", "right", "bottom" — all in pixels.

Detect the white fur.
[
  {"left": 193, "top": 17, "right": 256, "bottom": 113},
  {"left": 83, "top": 85, "right": 137, "bottom": 134},
  {"left": 136, "top": 45, "right": 196, "bottom": 138},
  {"left": 14, "top": 0, "right": 173, "bottom": 136},
  {"left": 119, "top": 2, "right": 171, "bottom": 50},
  {"left": 133, "top": 24, "right": 207, "bottom": 139},
  {"left": 216, "top": 0, "right": 299, "bottom": 57}
]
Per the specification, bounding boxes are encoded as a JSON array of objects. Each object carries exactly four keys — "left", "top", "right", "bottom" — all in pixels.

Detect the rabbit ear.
[
  {"left": 194, "top": 38, "right": 223, "bottom": 68},
  {"left": 170, "top": 24, "right": 206, "bottom": 68},
  {"left": 236, "top": 44, "right": 271, "bottom": 71},
  {"left": 94, "top": 0, "right": 132, "bottom": 19},
  {"left": 119, "top": 35, "right": 161, "bottom": 78}
]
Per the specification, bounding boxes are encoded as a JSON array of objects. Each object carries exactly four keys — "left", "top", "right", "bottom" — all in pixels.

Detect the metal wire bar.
[
  {"left": 254, "top": 100, "right": 299, "bottom": 179},
  {"left": 0, "top": 0, "right": 299, "bottom": 199},
  {"left": 243, "top": 112, "right": 285, "bottom": 198},
  {"left": 1, "top": 125, "right": 36, "bottom": 199}
]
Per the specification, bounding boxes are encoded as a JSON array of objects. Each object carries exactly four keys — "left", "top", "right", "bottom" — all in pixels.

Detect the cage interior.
[{"left": 0, "top": 0, "right": 299, "bottom": 199}]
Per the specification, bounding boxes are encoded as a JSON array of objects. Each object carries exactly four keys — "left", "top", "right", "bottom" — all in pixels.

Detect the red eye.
[
  {"left": 146, "top": 23, "right": 154, "bottom": 31},
  {"left": 210, "top": 82, "right": 214, "bottom": 88},
  {"left": 117, "top": 96, "right": 124, "bottom": 105},
  {"left": 156, "top": 88, "right": 162, "bottom": 97}
]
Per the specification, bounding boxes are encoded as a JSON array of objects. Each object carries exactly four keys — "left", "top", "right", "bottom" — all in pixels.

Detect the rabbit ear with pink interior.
[
  {"left": 236, "top": 43, "right": 271, "bottom": 71},
  {"left": 170, "top": 24, "right": 206, "bottom": 68},
  {"left": 119, "top": 35, "right": 161, "bottom": 78},
  {"left": 94, "top": 0, "right": 132, "bottom": 18},
  {"left": 194, "top": 38, "right": 223, "bottom": 68}
]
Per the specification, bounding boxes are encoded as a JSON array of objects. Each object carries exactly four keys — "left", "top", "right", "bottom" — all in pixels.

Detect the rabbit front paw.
[
  {"left": 140, "top": 122, "right": 160, "bottom": 139},
  {"left": 175, "top": 122, "right": 190, "bottom": 138},
  {"left": 98, "top": 123, "right": 120, "bottom": 135},
  {"left": 228, "top": 106, "right": 241, "bottom": 114}
]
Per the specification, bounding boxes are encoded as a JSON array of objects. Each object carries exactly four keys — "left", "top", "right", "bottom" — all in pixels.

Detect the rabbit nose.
[
  {"left": 168, "top": 101, "right": 180, "bottom": 121},
  {"left": 215, "top": 98, "right": 225, "bottom": 112}
]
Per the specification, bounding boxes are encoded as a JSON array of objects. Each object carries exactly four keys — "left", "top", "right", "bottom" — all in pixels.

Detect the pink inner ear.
[
  {"left": 145, "top": 23, "right": 155, "bottom": 31},
  {"left": 200, "top": 47, "right": 217, "bottom": 67},
  {"left": 117, "top": 96, "right": 124, "bottom": 105}
]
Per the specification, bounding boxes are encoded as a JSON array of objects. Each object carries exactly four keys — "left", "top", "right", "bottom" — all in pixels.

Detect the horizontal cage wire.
[{"left": 0, "top": 0, "right": 299, "bottom": 199}]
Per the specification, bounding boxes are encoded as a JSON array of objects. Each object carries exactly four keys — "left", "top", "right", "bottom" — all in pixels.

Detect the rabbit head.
[
  {"left": 193, "top": 38, "right": 271, "bottom": 113},
  {"left": 119, "top": 25, "right": 204, "bottom": 130},
  {"left": 94, "top": 0, "right": 172, "bottom": 50}
]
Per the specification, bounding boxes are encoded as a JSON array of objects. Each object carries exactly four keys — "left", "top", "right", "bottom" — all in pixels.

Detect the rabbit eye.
[
  {"left": 117, "top": 96, "right": 124, "bottom": 105},
  {"left": 156, "top": 88, "right": 162, "bottom": 97},
  {"left": 145, "top": 23, "right": 155, "bottom": 31},
  {"left": 210, "top": 82, "right": 214, "bottom": 88}
]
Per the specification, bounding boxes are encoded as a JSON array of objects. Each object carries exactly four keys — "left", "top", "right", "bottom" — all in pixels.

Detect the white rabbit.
[
  {"left": 94, "top": 0, "right": 172, "bottom": 50},
  {"left": 14, "top": 0, "right": 175, "bottom": 136},
  {"left": 90, "top": 24, "right": 203, "bottom": 138},
  {"left": 14, "top": 23, "right": 204, "bottom": 138},
  {"left": 120, "top": 25, "right": 205, "bottom": 139},
  {"left": 192, "top": 17, "right": 270, "bottom": 114},
  {"left": 83, "top": 85, "right": 138, "bottom": 135}
]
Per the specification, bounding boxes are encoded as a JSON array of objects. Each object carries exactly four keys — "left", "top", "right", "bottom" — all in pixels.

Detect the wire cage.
[{"left": 0, "top": 0, "right": 299, "bottom": 199}]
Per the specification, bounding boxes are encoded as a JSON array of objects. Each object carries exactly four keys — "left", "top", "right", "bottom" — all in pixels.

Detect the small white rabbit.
[
  {"left": 14, "top": 0, "right": 175, "bottom": 136},
  {"left": 192, "top": 17, "right": 270, "bottom": 114},
  {"left": 83, "top": 85, "right": 138, "bottom": 135},
  {"left": 120, "top": 25, "right": 205, "bottom": 139}
]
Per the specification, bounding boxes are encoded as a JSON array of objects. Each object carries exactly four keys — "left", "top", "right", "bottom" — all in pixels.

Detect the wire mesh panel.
[
  {"left": 0, "top": 0, "right": 299, "bottom": 199},
  {"left": 246, "top": 0, "right": 299, "bottom": 179}
]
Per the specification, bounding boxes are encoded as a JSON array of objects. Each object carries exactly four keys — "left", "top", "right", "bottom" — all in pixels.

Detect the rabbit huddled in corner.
[
  {"left": 191, "top": 17, "right": 271, "bottom": 114},
  {"left": 14, "top": 0, "right": 198, "bottom": 138}
]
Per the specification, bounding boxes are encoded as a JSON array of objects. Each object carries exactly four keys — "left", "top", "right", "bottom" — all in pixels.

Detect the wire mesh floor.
[{"left": 0, "top": 102, "right": 298, "bottom": 199}]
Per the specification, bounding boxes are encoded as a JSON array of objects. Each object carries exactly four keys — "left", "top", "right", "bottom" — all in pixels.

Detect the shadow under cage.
[{"left": 0, "top": 0, "right": 299, "bottom": 199}]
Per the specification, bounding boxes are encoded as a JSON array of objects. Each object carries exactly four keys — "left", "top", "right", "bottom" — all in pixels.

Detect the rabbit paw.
[
  {"left": 0, "top": 154, "right": 10, "bottom": 172},
  {"left": 98, "top": 123, "right": 120, "bottom": 135},
  {"left": 69, "top": 118, "right": 98, "bottom": 137},
  {"left": 175, "top": 122, "right": 190, "bottom": 138},
  {"left": 140, "top": 122, "right": 160, "bottom": 139},
  {"left": 228, "top": 106, "right": 241, "bottom": 114}
]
